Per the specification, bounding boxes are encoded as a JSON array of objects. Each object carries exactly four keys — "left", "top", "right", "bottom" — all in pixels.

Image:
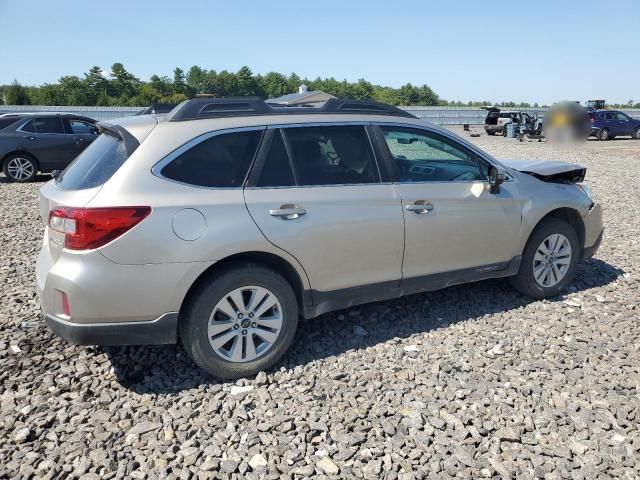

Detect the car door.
[
  {"left": 614, "top": 112, "right": 633, "bottom": 136},
  {"left": 64, "top": 118, "right": 98, "bottom": 158},
  {"left": 602, "top": 112, "right": 621, "bottom": 136},
  {"left": 244, "top": 124, "right": 404, "bottom": 296},
  {"left": 373, "top": 125, "right": 523, "bottom": 282},
  {"left": 18, "top": 117, "right": 77, "bottom": 171}
]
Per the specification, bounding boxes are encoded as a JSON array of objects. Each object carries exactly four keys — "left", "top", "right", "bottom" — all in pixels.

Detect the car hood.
[{"left": 501, "top": 159, "right": 586, "bottom": 183}]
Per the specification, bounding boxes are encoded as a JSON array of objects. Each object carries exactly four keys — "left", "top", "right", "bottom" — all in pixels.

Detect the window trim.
[
  {"left": 151, "top": 126, "right": 266, "bottom": 190},
  {"left": 247, "top": 122, "right": 385, "bottom": 189},
  {"left": 372, "top": 123, "right": 490, "bottom": 185}
]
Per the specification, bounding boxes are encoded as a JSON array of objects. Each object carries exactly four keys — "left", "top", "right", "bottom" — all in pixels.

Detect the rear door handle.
[
  {"left": 23, "top": 136, "right": 36, "bottom": 141},
  {"left": 269, "top": 204, "right": 306, "bottom": 220},
  {"left": 405, "top": 201, "right": 434, "bottom": 214}
]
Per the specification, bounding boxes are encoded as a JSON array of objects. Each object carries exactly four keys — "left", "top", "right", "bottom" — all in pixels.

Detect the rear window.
[
  {"left": 0, "top": 118, "right": 18, "bottom": 131},
  {"left": 56, "top": 133, "right": 129, "bottom": 190},
  {"left": 160, "top": 130, "right": 262, "bottom": 187}
]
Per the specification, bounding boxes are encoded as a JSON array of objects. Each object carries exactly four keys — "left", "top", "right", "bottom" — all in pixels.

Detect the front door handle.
[
  {"left": 23, "top": 136, "right": 36, "bottom": 141},
  {"left": 269, "top": 204, "right": 306, "bottom": 220},
  {"left": 405, "top": 201, "right": 434, "bottom": 214}
]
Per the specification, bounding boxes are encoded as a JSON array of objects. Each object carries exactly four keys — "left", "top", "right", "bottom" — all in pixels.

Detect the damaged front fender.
[{"left": 501, "top": 159, "right": 586, "bottom": 184}]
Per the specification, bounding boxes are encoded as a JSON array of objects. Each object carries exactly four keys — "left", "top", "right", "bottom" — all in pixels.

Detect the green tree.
[
  {"left": 5, "top": 80, "right": 29, "bottom": 105},
  {"left": 84, "top": 66, "right": 108, "bottom": 105},
  {"left": 173, "top": 67, "right": 187, "bottom": 95},
  {"left": 109, "top": 63, "right": 140, "bottom": 101},
  {"left": 186, "top": 65, "right": 209, "bottom": 94}
]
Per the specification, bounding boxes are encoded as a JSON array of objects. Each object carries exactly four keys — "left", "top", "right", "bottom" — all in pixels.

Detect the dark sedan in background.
[
  {"left": 0, "top": 113, "right": 97, "bottom": 182},
  {"left": 590, "top": 110, "right": 640, "bottom": 140}
]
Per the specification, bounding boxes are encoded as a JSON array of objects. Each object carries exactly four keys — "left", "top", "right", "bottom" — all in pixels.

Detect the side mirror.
[
  {"left": 51, "top": 170, "right": 61, "bottom": 180},
  {"left": 488, "top": 166, "right": 506, "bottom": 194}
]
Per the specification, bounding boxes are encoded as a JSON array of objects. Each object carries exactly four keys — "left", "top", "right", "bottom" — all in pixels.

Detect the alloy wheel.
[
  {"left": 532, "top": 234, "right": 572, "bottom": 287},
  {"left": 7, "top": 157, "right": 35, "bottom": 181},
  {"left": 207, "top": 286, "right": 283, "bottom": 363}
]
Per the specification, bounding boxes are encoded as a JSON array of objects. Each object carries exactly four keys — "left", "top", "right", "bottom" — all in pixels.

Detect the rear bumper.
[
  {"left": 44, "top": 312, "right": 178, "bottom": 346},
  {"left": 484, "top": 125, "right": 503, "bottom": 133}
]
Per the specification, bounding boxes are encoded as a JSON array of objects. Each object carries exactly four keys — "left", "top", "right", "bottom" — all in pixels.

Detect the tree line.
[
  {"left": 1, "top": 63, "right": 639, "bottom": 109},
  {"left": 0, "top": 63, "right": 440, "bottom": 107}
]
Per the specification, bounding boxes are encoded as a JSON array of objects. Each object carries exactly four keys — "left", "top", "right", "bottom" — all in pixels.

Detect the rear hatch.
[
  {"left": 482, "top": 107, "right": 500, "bottom": 125},
  {"left": 39, "top": 115, "right": 157, "bottom": 259}
]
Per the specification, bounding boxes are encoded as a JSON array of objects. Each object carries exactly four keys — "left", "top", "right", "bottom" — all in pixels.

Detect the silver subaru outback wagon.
[{"left": 36, "top": 98, "right": 603, "bottom": 379}]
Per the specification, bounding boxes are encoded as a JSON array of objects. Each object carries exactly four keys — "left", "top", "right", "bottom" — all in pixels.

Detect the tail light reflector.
[
  {"left": 48, "top": 207, "right": 151, "bottom": 250},
  {"left": 60, "top": 291, "right": 71, "bottom": 317}
]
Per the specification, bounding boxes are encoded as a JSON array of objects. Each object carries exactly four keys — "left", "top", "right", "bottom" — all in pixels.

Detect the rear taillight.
[{"left": 48, "top": 207, "right": 151, "bottom": 250}]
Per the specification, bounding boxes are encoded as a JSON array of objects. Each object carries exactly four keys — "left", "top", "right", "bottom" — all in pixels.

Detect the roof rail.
[{"left": 167, "top": 97, "right": 417, "bottom": 121}]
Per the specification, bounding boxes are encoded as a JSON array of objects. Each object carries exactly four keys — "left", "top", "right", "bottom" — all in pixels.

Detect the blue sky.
[{"left": 0, "top": 0, "right": 637, "bottom": 104}]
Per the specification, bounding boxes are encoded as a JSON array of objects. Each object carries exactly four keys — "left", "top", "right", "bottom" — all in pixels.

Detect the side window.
[
  {"left": 256, "top": 130, "right": 295, "bottom": 187},
  {"left": 32, "top": 117, "right": 64, "bottom": 134},
  {"left": 20, "top": 120, "right": 35, "bottom": 133},
  {"left": 615, "top": 112, "right": 630, "bottom": 121},
  {"left": 284, "top": 126, "right": 379, "bottom": 186},
  {"left": 604, "top": 112, "right": 615, "bottom": 120},
  {"left": 160, "top": 130, "right": 262, "bottom": 187},
  {"left": 68, "top": 119, "right": 96, "bottom": 134},
  {"left": 381, "top": 127, "right": 484, "bottom": 182}
]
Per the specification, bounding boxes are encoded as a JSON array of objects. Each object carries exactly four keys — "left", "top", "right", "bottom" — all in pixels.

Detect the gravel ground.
[{"left": 1, "top": 131, "right": 639, "bottom": 479}]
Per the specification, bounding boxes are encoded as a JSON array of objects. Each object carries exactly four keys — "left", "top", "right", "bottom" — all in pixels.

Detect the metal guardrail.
[
  {"left": 0, "top": 105, "right": 142, "bottom": 121},
  {"left": 2, "top": 105, "right": 640, "bottom": 125}
]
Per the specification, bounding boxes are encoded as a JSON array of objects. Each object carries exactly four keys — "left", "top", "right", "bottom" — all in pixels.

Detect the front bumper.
[
  {"left": 44, "top": 312, "right": 178, "bottom": 346},
  {"left": 582, "top": 202, "right": 603, "bottom": 259}
]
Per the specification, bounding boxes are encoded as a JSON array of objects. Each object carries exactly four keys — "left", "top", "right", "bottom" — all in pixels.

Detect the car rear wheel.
[
  {"left": 180, "top": 264, "right": 298, "bottom": 380},
  {"left": 597, "top": 128, "right": 609, "bottom": 141},
  {"left": 509, "top": 218, "right": 579, "bottom": 299},
  {"left": 633, "top": 127, "right": 640, "bottom": 140},
  {"left": 3, "top": 154, "right": 38, "bottom": 182}
]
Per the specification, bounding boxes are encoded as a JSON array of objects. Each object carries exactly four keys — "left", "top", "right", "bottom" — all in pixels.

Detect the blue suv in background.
[{"left": 590, "top": 110, "right": 640, "bottom": 140}]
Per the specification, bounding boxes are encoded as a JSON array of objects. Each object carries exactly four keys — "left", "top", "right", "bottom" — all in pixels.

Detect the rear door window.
[
  {"left": 283, "top": 125, "right": 379, "bottom": 186},
  {"left": 160, "top": 130, "right": 262, "bottom": 188},
  {"left": 256, "top": 130, "right": 295, "bottom": 187},
  {"left": 56, "top": 133, "right": 129, "bottom": 190},
  {"left": 32, "top": 117, "right": 64, "bottom": 134}
]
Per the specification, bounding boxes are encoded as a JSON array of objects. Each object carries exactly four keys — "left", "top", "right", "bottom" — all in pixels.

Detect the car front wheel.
[
  {"left": 509, "top": 218, "right": 580, "bottom": 299},
  {"left": 3, "top": 154, "right": 38, "bottom": 182},
  {"left": 634, "top": 126, "right": 640, "bottom": 140},
  {"left": 180, "top": 264, "right": 298, "bottom": 380}
]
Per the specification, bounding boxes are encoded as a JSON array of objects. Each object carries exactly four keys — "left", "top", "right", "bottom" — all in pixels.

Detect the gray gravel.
[{"left": 1, "top": 133, "right": 639, "bottom": 479}]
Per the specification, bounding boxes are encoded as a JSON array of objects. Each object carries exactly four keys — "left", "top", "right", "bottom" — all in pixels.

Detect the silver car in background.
[{"left": 36, "top": 98, "right": 603, "bottom": 379}]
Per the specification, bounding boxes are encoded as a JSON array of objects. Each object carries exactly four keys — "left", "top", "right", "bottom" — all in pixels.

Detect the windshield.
[{"left": 56, "top": 133, "right": 129, "bottom": 190}]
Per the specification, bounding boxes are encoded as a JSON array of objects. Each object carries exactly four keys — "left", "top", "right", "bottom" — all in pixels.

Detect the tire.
[
  {"left": 180, "top": 264, "right": 299, "bottom": 380},
  {"left": 597, "top": 128, "right": 609, "bottom": 141},
  {"left": 502, "top": 126, "right": 508, "bottom": 137},
  {"left": 3, "top": 154, "right": 38, "bottom": 182},
  {"left": 486, "top": 131, "right": 495, "bottom": 136},
  {"left": 633, "top": 127, "right": 640, "bottom": 140},
  {"left": 509, "top": 218, "right": 580, "bottom": 299}
]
